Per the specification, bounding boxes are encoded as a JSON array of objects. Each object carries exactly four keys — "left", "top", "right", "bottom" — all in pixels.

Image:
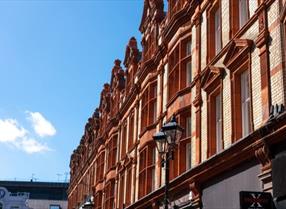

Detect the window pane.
[
  {"left": 215, "top": 93, "right": 223, "bottom": 152},
  {"left": 241, "top": 71, "right": 251, "bottom": 137},
  {"left": 186, "top": 61, "right": 192, "bottom": 85},
  {"left": 239, "top": 0, "right": 249, "bottom": 28},
  {"left": 186, "top": 142, "right": 192, "bottom": 170},
  {"left": 151, "top": 166, "right": 155, "bottom": 191},
  {"left": 50, "top": 206, "right": 60, "bottom": 209},
  {"left": 215, "top": 8, "right": 221, "bottom": 55},
  {"left": 186, "top": 40, "right": 192, "bottom": 56},
  {"left": 186, "top": 116, "right": 192, "bottom": 137},
  {"left": 151, "top": 147, "right": 156, "bottom": 191}
]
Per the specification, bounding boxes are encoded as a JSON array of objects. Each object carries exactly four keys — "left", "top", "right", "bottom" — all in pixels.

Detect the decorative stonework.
[
  {"left": 254, "top": 142, "right": 271, "bottom": 171},
  {"left": 189, "top": 182, "right": 201, "bottom": 209},
  {"left": 223, "top": 39, "right": 253, "bottom": 70},
  {"left": 201, "top": 66, "right": 225, "bottom": 93}
]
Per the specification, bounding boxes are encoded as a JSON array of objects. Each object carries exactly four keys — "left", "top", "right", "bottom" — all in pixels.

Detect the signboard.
[
  {"left": 0, "top": 189, "right": 5, "bottom": 199},
  {"left": 240, "top": 191, "right": 273, "bottom": 209}
]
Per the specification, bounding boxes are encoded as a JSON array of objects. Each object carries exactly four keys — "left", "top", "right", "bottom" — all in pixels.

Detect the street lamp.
[{"left": 153, "top": 115, "right": 183, "bottom": 209}]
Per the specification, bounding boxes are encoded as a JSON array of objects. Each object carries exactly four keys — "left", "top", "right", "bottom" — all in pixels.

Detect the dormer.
[{"left": 139, "top": 0, "right": 165, "bottom": 61}]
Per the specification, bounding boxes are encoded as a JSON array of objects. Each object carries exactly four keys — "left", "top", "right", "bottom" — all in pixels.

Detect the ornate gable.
[
  {"left": 223, "top": 39, "right": 253, "bottom": 70},
  {"left": 139, "top": 0, "right": 165, "bottom": 33},
  {"left": 100, "top": 83, "right": 111, "bottom": 112},
  {"left": 201, "top": 66, "right": 225, "bottom": 93},
  {"left": 110, "top": 59, "right": 125, "bottom": 92},
  {"left": 123, "top": 37, "right": 141, "bottom": 68}
]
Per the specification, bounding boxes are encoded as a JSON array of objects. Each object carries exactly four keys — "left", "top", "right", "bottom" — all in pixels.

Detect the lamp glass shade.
[
  {"left": 162, "top": 115, "right": 184, "bottom": 145},
  {"left": 153, "top": 131, "right": 167, "bottom": 154}
]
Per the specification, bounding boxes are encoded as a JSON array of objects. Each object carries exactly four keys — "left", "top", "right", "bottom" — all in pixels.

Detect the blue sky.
[{"left": 0, "top": 0, "right": 143, "bottom": 182}]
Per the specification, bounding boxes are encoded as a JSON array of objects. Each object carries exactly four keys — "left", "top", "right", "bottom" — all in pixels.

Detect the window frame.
[
  {"left": 125, "top": 165, "right": 132, "bottom": 206},
  {"left": 232, "top": 61, "right": 253, "bottom": 140},
  {"left": 207, "top": 0, "right": 222, "bottom": 61},
  {"left": 201, "top": 66, "right": 225, "bottom": 158},
  {"left": 94, "top": 192, "right": 103, "bottom": 209},
  {"left": 140, "top": 80, "right": 157, "bottom": 132},
  {"left": 178, "top": 111, "right": 192, "bottom": 173},
  {"left": 138, "top": 144, "right": 156, "bottom": 198},
  {"left": 118, "top": 172, "right": 125, "bottom": 209},
  {"left": 230, "top": 0, "right": 250, "bottom": 37},
  {"left": 121, "top": 122, "right": 127, "bottom": 159},
  {"left": 128, "top": 112, "right": 135, "bottom": 151},
  {"left": 223, "top": 39, "right": 254, "bottom": 142},
  {"left": 104, "top": 180, "right": 115, "bottom": 209},
  {"left": 96, "top": 151, "right": 105, "bottom": 184},
  {"left": 167, "top": 35, "right": 192, "bottom": 104},
  {"left": 107, "top": 135, "right": 117, "bottom": 171},
  {"left": 208, "top": 86, "right": 224, "bottom": 157}
]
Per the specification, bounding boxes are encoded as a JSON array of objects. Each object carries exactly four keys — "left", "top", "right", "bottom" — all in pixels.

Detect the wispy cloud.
[
  {"left": 0, "top": 112, "right": 55, "bottom": 154},
  {"left": 26, "top": 111, "right": 56, "bottom": 137}
]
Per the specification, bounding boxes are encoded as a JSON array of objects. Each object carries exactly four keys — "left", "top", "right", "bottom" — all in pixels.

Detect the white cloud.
[
  {"left": 0, "top": 117, "right": 51, "bottom": 154},
  {"left": 15, "top": 138, "right": 51, "bottom": 154},
  {"left": 0, "top": 119, "right": 27, "bottom": 142},
  {"left": 27, "top": 111, "right": 56, "bottom": 137}
]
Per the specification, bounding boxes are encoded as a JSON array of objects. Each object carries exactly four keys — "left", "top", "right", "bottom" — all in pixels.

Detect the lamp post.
[{"left": 153, "top": 115, "right": 183, "bottom": 209}]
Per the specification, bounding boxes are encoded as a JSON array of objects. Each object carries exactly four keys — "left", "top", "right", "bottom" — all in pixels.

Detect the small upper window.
[
  {"left": 186, "top": 40, "right": 192, "bottom": 56},
  {"left": 214, "top": 8, "right": 222, "bottom": 55},
  {"left": 240, "top": 70, "right": 251, "bottom": 137},
  {"left": 239, "top": 0, "right": 249, "bottom": 28},
  {"left": 215, "top": 93, "right": 223, "bottom": 152},
  {"left": 208, "top": 1, "right": 222, "bottom": 61},
  {"left": 186, "top": 116, "right": 192, "bottom": 137},
  {"left": 186, "top": 142, "right": 192, "bottom": 170},
  {"left": 186, "top": 61, "right": 192, "bottom": 85},
  {"left": 50, "top": 205, "right": 61, "bottom": 209}
]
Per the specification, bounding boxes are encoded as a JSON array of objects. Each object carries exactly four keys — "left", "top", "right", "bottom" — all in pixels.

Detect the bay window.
[
  {"left": 138, "top": 145, "right": 156, "bottom": 198},
  {"left": 141, "top": 81, "right": 157, "bottom": 132}
]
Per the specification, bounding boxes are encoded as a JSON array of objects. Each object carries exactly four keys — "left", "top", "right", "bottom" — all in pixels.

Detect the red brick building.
[{"left": 68, "top": 0, "right": 286, "bottom": 209}]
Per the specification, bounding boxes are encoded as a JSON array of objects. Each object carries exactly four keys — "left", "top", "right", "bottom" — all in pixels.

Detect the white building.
[
  {"left": 0, "top": 181, "right": 68, "bottom": 209},
  {"left": 0, "top": 187, "right": 30, "bottom": 209}
]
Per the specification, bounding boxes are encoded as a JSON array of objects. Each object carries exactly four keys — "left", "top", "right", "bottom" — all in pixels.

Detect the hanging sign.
[{"left": 240, "top": 191, "right": 273, "bottom": 209}]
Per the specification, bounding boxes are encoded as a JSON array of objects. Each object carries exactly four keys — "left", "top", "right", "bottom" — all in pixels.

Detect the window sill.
[
  {"left": 139, "top": 123, "right": 157, "bottom": 138},
  {"left": 167, "top": 85, "right": 193, "bottom": 108}
]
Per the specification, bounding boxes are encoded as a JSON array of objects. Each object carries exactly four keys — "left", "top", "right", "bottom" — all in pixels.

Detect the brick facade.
[{"left": 68, "top": 0, "right": 286, "bottom": 209}]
